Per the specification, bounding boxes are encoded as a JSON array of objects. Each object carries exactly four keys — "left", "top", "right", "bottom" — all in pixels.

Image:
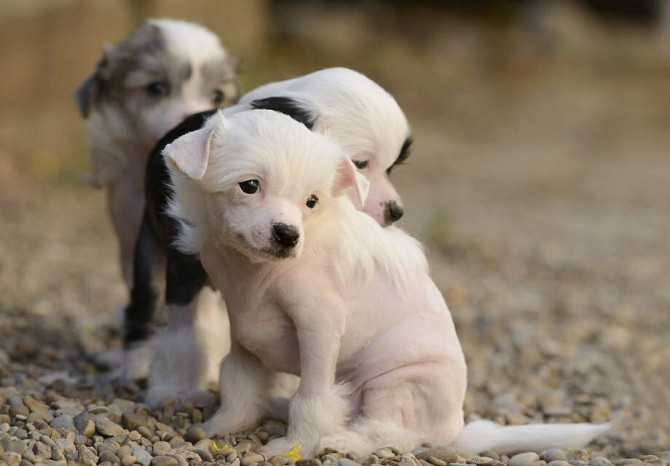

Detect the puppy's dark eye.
[
  {"left": 212, "top": 89, "right": 225, "bottom": 106},
  {"left": 306, "top": 194, "right": 318, "bottom": 209},
  {"left": 239, "top": 180, "right": 259, "bottom": 194},
  {"left": 145, "top": 81, "right": 169, "bottom": 97},
  {"left": 353, "top": 160, "right": 369, "bottom": 169}
]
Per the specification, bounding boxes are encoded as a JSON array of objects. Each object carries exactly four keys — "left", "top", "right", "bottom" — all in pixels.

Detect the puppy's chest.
[{"left": 230, "top": 296, "right": 300, "bottom": 374}]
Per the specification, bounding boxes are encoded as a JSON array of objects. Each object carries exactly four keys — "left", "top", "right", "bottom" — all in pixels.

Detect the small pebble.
[
  {"left": 339, "top": 459, "right": 360, "bottom": 466},
  {"left": 8, "top": 404, "right": 29, "bottom": 417},
  {"left": 183, "top": 426, "right": 206, "bottom": 444},
  {"left": 549, "top": 461, "right": 572, "bottom": 466},
  {"left": 151, "top": 455, "right": 179, "bottom": 466},
  {"left": 243, "top": 452, "right": 266, "bottom": 465},
  {"left": 133, "top": 447, "right": 153, "bottom": 466},
  {"left": 152, "top": 440, "right": 171, "bottom": 456},
  {"left": 428, "top": 456, "right": 448, "bottom": 466},
  {"left": 468, "top": 457, "right": 495, "bottom": 465},
  {"left": 100, "top": 449, "right": 121, "bottom": 463},
  {"left": 416, "top": 448, "right": 457, "bottom": 464},
  {"left": 509, "top": 452, "right": 540, "bottom": 466},
  {"left": 543, "top": 451, "right": 568, "bottom": 462},
  {"left": 49, "top": 415, "right": 74, "bottom": 429},
  {"left": 195, "top": 448, "right": 214, "bottom": 462},
  {"left": 95, "top": 418, "right": 124, "bottom": 437},
  {"left": 589, "top": 459, "right": 613, "bottom": 466}
]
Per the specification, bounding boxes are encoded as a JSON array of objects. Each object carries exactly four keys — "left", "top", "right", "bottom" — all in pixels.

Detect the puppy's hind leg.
[
  {"left": 319, "top": 363, "right": 464, "bottom": 457},
  {"left": 146, "top": 250, "right": 214, "bottom": 407},
  {"left": 122, "top": 214, "right": 165, "bottom": 383},
  {"left": 204, "top": 341, "right": 273, "bottom": 436}
]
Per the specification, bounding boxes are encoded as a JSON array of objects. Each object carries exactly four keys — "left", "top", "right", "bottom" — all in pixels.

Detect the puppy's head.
[
  {"left": 164, "top": 110, "right": 368, "bottom": 263},
  {"left": 75, "top": 19, "right": 240, "bottom": 144},
  {"left": 243, "top": 67, "right": 410, "bottom": 226}
]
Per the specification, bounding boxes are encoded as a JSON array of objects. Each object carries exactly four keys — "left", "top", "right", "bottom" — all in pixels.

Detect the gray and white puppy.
[{"left": 75, "top": 18, "right": 240, "bottom": 381}]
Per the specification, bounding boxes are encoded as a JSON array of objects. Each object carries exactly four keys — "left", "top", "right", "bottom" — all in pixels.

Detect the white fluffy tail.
[{"left": 452, "top": 420, "right": 612, "bottom": 455}]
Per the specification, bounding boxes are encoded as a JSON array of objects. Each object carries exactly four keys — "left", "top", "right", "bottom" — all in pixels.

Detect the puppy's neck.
[
  {"left": 201, "top": 240, "right": 289, "bottom": 296},
  {"left": 86, "top": 107, "right": 155, "bottom": 188}
]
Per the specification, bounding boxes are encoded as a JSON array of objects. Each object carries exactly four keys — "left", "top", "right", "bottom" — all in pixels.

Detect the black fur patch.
[
  {"left": 250, "top": 97, "right": 316, "bottom": 130},
  {"left": 387, "top": 136, "right": 413, "bottom": 175}
]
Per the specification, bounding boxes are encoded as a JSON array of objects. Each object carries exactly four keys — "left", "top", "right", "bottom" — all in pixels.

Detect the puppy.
[
  {"left": 74, "top": 19, "right": 239, "bottom": 381},
  {"left": 240, "top": 67, "right": 411, "bottom": 226},
  {"left": 139, "top": 67, "right": 413, "bottom": 406},
  {"left": 164, "top": 110, "right": 610, "bottom": 457}
]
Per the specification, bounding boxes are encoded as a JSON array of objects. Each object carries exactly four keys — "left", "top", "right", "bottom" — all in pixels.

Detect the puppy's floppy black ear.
[
  {"left": 250, "top": 97, "right": 317, "bottom": 130},
  {"left": 74, "top": 53, "right": 109, "bottom": 118},
  {"left": 74, "top": 73, "right": 96, "bottom": 118},
  {"left": 163, "top": 122, "right": 217, "bottom": 181}
]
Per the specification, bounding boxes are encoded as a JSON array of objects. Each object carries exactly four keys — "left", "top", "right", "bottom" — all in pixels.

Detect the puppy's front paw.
[{"left": 203, "top": 408, "right": 258, "bottom": 437}]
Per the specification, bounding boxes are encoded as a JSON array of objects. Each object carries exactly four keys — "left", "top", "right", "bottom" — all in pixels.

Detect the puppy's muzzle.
[
  {"left": 384, "top": 201, "right": 404, "bottom": 225},
  {"left": 273, "top": 223, "right": 300, "bottom": 248}
]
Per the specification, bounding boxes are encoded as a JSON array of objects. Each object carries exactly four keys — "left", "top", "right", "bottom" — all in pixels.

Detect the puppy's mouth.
[{"left": 260, "top": 246, "right": 297, "bottom": 260}]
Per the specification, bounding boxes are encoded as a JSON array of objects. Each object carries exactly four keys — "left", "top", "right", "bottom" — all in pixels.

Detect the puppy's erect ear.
[
  {"left": 332, "top": 156, "right": 370, "bottom": 208},
  {"left": 163, "top": 124, "right": 216, "bottom": 181}
]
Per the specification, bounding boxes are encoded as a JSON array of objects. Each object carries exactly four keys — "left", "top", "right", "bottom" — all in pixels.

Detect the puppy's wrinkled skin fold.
[
  {"left": 164, "top": 110, "right": 610, "bottom": 457},
  {"left": 74, "top": 19, "right": 239, "bottom": 383}
]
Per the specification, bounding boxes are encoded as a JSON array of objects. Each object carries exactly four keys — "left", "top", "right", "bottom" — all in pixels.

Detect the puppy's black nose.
[
  {"left": 384, "top": 202, "right": 404, "bottom": 224},
  {"left": 273, "top": 223, "right": 300, "bottom": 248}
]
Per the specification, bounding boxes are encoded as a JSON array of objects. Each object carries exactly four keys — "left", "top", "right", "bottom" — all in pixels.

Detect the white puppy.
[
  {"left": 74, "top": 19, "right": 239, "bottom": 381},
  {"left": 164, "top": 110, "right": 609, "bottom": 457}
]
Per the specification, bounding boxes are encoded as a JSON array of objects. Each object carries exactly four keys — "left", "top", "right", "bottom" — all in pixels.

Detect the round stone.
[
  {"left": 152, "top": 441, "right": 171, "bottom": 456},
  {"left": 416, "top": 447, "right": 457, "bottom": 464},
  {"left": 339, "top": 459, "right": 360, "bottom": 466},
  {"left": 122, "top": 412, "right": 148, "bottom": 431},
  {"left": 509, "top": 452, "right": 541, "bottom": 466},
  {"left": 468, "top": 456, "right": 495, "bottom": 465},
  {"left": 100, "top": 450, "right": 121, "bottom": 463},
  {"left": 566, "top": 450, "right": 590, "bottom": 463},
  {"left": 95, "top": 418, "right": 124, "bottom": 437},
  {"left": 375, "top": 449, "right": 395, "bottom": 459},
  {"left": 133, "top": 447, "right": 154, "bottom": 466},
  {"left": 183, "top": 426, "right": 206, "bottom": 444},
  {"left": 549, "top": 461, "right": 573, "bottom": 466},
  {"left": 151, "top": 455, "right": 179, "bottom": 466},
  {"left": 542, "top": 450, "right": 567, "bottom": 462},
  {"left": 242, "top": 452, "right": 266, "bottom": 465},
  {"left": 298, "top": 460, "right": 323, "bottom": 466},
  {"left": 50, "top": 415, "right": 74, "bottom": 429},
  {"left": 427, "top": 456, "right": 448, "bottom": 466},
  {"left": 8, "top": 404, "right": 29, "bottom": 418}
]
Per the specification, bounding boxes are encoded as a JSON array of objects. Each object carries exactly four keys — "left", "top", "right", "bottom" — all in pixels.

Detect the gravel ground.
[{"left": 1, "top": 45, "right": 669, "bottom": 466}]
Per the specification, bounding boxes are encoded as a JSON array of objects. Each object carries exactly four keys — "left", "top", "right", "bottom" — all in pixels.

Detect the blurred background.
[{"left": 0, "top": 0, "right": 668, "bottom": 457}]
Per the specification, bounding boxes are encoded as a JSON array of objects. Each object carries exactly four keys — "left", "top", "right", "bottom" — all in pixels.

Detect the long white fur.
[{"left": 164, "top": 110, "right": 610, "bottom": 457}]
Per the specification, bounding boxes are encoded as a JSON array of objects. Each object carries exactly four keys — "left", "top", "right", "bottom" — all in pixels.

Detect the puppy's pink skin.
[
  {"left": 166, "top": 111, "right": 465, "bottom": 456},
  {"left": 167, "top": 111, "right": 610, "bottom": 457}
]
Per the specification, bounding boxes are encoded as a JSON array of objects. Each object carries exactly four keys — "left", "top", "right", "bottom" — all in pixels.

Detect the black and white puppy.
[
  {"left": 74, "top": 19, "right": 240, "bottom": 382},
  {"left": 133, "top": 68, "right": 415, "bottom": 406}
]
